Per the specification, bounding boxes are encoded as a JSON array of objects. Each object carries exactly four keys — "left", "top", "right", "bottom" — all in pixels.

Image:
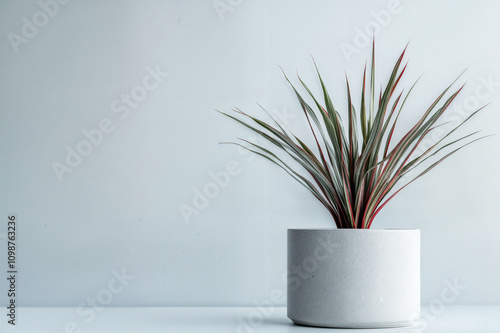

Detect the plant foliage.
[{"left": 219, "top": 42, "right": 486, "bottom": 228}]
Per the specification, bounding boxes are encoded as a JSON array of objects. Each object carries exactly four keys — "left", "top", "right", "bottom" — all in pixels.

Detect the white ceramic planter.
[{"left": 287, "top": 229, "right": 420, "bottom": 328}]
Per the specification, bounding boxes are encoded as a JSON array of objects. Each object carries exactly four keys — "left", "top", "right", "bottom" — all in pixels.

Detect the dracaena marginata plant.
[{"left": 219, "top": 43, "right": 486, "bottom": 229}]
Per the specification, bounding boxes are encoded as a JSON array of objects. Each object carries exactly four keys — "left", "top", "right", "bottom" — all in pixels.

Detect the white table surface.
[{"left": 2, "top": 306, "right": 500, "bottom": 332}]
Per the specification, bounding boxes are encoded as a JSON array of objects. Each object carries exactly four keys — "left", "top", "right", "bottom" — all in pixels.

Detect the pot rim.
[{"left": 288, "top": 228, "right": 419, "bottom": 231}]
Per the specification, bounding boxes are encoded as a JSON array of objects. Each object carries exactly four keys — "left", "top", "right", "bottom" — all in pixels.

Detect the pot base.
[{"left": 291, "top": 318, "right": 418, "bottom": 329}]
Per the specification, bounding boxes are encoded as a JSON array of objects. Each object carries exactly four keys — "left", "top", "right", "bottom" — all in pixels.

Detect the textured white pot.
[{"left": 287, "top": 229, "right": 420, "bottom": 328}]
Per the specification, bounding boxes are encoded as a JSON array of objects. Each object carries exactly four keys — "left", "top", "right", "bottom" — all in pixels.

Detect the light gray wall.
[{"left": 0, "top": 0, "right": 499, "bottom": 307}]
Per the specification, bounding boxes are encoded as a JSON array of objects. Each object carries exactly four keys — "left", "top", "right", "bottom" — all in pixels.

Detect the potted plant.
[{"left": 219, "top": 42, "right": 485, "bottom": 328}]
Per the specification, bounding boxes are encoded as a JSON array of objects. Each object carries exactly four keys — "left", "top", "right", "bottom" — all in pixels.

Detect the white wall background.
[{"left": 0, "top": 0, "right": 499, "bottom": 308}]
